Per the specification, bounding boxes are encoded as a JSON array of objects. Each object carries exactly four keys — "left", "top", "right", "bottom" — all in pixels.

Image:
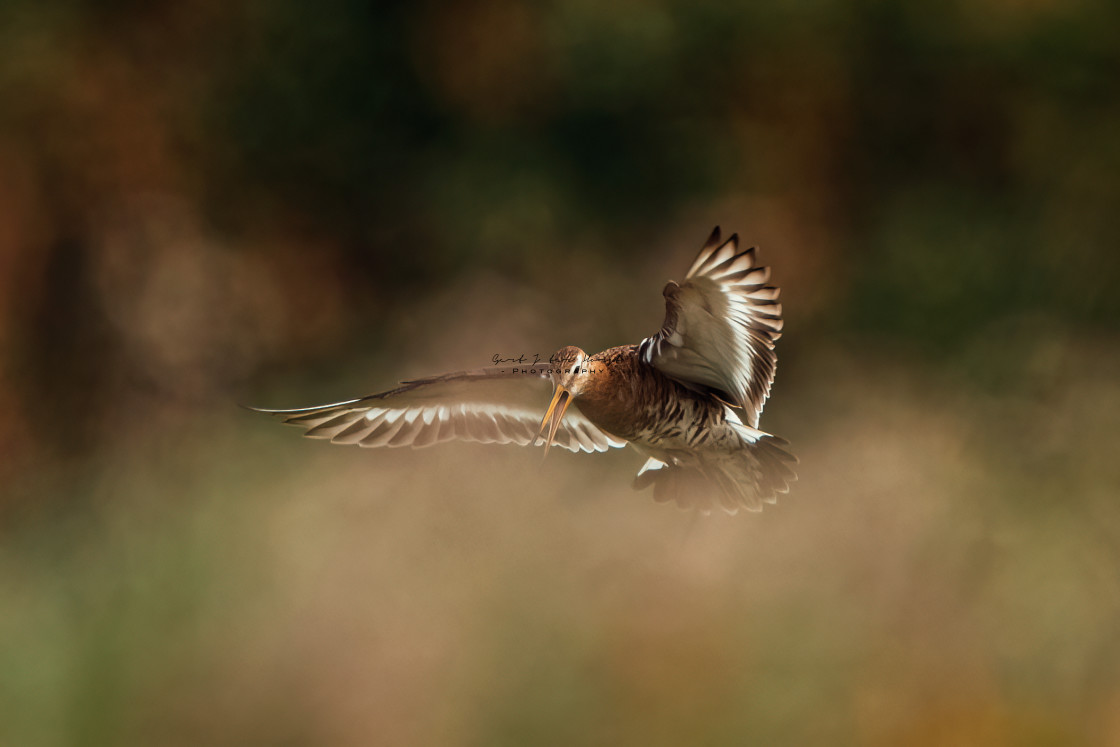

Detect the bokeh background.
[{"left": 2, "top": 0, "right": 1120, "bottom": 744}]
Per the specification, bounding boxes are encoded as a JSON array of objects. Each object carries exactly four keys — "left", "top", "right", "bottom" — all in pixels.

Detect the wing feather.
[
  {"left": 639, "top": 227, "right": 784, "bottom": 427},
  {"left": 250, "top": 366, "right": 627, "bottom": 454}
]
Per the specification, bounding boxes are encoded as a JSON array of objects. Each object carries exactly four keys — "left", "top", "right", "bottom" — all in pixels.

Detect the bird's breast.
[{"left": 573, "top": 350, "right": 727, "bottom": 451}]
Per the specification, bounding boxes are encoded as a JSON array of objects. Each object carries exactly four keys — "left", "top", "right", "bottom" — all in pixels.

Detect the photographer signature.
[
  {"left": 492, "top": 353, "right": 544, "bottom": 366},
  {"left": 490, "top": 350, "right": 628, "bottom": 373}
]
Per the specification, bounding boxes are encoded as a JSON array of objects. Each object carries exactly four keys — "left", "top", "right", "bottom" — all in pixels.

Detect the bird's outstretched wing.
[
  {"left": 249, "top": 366, "right": 627, "bottom": 453},
  {"left": 638, "top": 227, "right": 783, "bottom": 427}
]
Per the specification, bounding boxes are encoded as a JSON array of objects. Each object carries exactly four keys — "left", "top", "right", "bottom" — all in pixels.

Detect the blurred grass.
[{"left": 3, "top": 336, "right": 1119, "bottom": 745}]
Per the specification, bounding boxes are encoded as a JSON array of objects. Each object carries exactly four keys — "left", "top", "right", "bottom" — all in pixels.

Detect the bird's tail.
[{"left": 632, "top": 434, "right": 797, "bottom": 514}]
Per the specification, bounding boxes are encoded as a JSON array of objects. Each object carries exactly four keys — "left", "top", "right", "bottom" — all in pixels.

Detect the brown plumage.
[{"left": 251, "top": 227, "right": 796, "bottom": 514}]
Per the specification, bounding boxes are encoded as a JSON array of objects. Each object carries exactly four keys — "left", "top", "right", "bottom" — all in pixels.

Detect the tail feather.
[{"left": 631, "top": 435, "right": 797, "bottom": 515}]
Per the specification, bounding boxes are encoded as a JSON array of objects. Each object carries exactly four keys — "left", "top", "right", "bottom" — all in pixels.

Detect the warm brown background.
[{"left": 2, "top": 1, "right": 1119, "bottom": 745}]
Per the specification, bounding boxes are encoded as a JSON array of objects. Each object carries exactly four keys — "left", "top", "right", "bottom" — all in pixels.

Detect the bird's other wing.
[
  {"left": 638, "top": 227, "right": 783, "bottom": 427},
  {"left": 248, "top": 366, "right": 627, "bottom": 453}
]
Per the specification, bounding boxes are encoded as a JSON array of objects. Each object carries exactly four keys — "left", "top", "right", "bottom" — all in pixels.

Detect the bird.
[{"left": 251, "top": 227, "right": 796, "bottom": 514}]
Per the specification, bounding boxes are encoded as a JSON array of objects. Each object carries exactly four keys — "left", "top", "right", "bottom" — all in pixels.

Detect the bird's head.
[
  {"left": 548, "top": 345, "right": 590, "bottom": 394},
  {"left": 537, "top": 345, "right": 589, "bottom": 457}
]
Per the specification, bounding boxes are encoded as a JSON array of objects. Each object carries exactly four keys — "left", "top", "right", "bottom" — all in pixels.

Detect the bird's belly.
[
  {"left": 630, "top": 423, "right": 726, "bottom": 457},
  {"left": 572, "top": 367, "right": 736, "bottom": 457},
  {"left": 583, "top": 403, "right": 737, "bottom": 459}
]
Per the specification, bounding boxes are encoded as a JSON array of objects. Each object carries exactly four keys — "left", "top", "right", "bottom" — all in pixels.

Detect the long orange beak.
[{"left": 537, "top": 385, "right": 573, "bottom": 460}]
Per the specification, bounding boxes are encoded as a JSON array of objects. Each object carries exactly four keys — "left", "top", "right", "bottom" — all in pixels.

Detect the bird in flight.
[{"left": 252, "top": 228, "right": 796, "bottom": 514}]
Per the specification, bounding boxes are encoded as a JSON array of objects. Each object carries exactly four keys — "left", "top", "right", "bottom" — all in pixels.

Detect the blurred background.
[{"left": 2, "top": 0, "right": 1119, "bottom": 744}]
